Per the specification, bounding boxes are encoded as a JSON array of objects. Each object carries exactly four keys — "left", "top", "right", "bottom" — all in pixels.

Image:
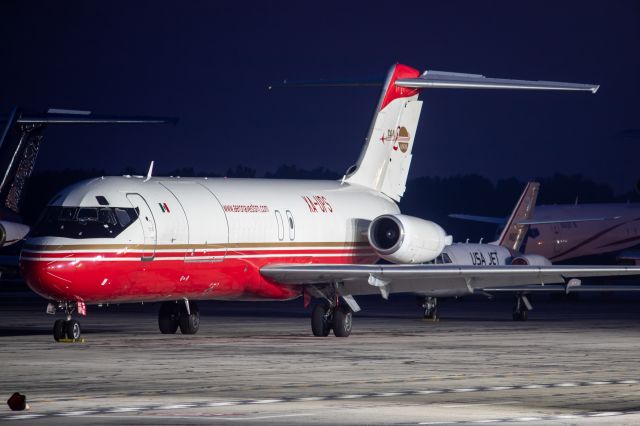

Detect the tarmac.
[{"left": 0, "top": 291, "right": 639, "bottom": 424}]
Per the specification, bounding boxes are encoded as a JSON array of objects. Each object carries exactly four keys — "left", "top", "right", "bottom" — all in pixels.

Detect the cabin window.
[{"left": 32, "top": 206, "right": 139, "bottom": 239}]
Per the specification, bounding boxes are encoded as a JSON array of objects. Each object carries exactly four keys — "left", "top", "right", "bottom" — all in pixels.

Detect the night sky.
[{"left": 1, "top": 1, "right": 639, "bottom": 192}]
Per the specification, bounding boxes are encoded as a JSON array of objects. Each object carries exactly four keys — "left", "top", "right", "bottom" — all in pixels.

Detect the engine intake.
[
  {"left": 0, "top": 221, "right": 29, "bottom": 247},
  {"left": 368, "top": 214, "right": 452, "bottom": 264},
  {"left": 510, "top": 254, "right": 552, "bottom": 266}
]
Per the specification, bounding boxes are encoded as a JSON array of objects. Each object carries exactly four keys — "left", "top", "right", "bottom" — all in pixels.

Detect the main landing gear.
[
  {"left": 158, "top": 300, "right": 200, "bottom": 335},
  {"left": 422, "top": 296, "right": 439, "bottom": 321},
  {"left": 512, "top": 294, "right": 532, "bottom": 321},
  {"left": 311, "top": 301, "right": 353, "bottom": 337},
  {"left": 49, "top": 301, "right": 83, "bottom": 341}
]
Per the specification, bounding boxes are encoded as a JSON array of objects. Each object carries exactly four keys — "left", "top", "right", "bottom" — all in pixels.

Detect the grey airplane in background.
[
  {"left": 429, "top": 182, "right": 640, "bottom": 321},
  {"left": 451, "top": 195, "right": 640, "bottom": 263}
]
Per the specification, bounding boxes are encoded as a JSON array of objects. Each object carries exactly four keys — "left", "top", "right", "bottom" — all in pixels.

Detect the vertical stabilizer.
[
  {"left": 343, "top": 64, "right": 423, "bottom": 201},
  {"left": 496, "top": 182, "right": 540, "bottom": 251},
  {"left": 341, "top": 64, "right": 596, "bottom": 202}
]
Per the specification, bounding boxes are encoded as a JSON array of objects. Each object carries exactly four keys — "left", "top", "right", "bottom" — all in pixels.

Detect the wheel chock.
[{"left": 56, "top": 338, "right": 86, "bottom": 343}]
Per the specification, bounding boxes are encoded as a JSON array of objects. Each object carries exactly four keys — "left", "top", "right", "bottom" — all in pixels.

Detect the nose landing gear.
[
  {"left": 49, "top": 301, "right": 83, "bottom": 342},
  {"left": 422, "top": 296, "right": 439, "bottom": 321},
  {"left": 512, "top": 294, "right": 532, "bottom": 321}
]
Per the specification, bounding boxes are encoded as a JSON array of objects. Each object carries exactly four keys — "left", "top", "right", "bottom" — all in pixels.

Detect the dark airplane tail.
[
  {"left": 0, "top": 108, "right": 177, "bottom": 216},
  {"left": 495, "top": 182, "right": 540, "bottom": 252},
  {"left": 0, "top": 108, "right": 46, "bottom": 216},
  {"left": 0, "top": 107, "right": 176, "bottom": 247}
]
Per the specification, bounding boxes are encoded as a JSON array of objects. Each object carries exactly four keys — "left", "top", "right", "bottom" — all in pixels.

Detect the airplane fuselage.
[
  {"left": 21, "top": 176, "right": 395, "bottom": 304},
  {"left": 523, "top": 204, "right": 640, "bottom": 262},
  {"left": 440, "top": 243, "right": 512, "bottom": 266}
]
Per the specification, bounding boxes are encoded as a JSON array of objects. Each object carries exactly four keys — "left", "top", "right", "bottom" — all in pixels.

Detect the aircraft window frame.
[
  {"left": 31, "top": 206, "right": 139, "bottom": 239},
  {"left": 95, "top": 195, "right": 109, "bottom": 206},
  {"left": 285, "top": 210, "right": 295, "bottom": 241}
]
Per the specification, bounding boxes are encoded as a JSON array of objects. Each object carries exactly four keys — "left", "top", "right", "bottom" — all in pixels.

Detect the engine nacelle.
[
  {"left": 510, "top": 254, "right": 552, "bottom": 266},
  {"left": 368, "top": 214, "right": 452, "bottom": 264},
  {"left": 0, "top": 221, "right": 30, "bottom": 247}
]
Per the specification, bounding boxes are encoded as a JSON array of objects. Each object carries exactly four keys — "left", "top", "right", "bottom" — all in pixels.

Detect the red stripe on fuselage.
[{"left": 20, "top": 249, "right": 378, "bottom": 304}]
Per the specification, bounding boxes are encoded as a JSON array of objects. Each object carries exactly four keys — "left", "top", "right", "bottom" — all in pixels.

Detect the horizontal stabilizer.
[
  {"left": 17, "top": 113, "right": 178, "bottom": 125},
  {"left": 449, "top": 214, "right": 506, "bottom": 225},
  {"left": 269, "top": 77, "right": 383, "bottom": 89},
  {"left": 396, "top": 70, "right": 599, "bottom": 93}
]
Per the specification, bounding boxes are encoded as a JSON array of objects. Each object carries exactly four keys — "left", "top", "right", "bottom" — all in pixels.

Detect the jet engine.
[
  {"left": 368, "top": 214, "right": 452, "bottom": 264},
  {"left": 510, "top": 254, "right": 552, "bottom": 266},
  {"left": 0, "top": 221, "right": 30, "bottom": 247}
]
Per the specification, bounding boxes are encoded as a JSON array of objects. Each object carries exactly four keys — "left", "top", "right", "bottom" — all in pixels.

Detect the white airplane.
[
  {"left": 426, "top": 182, "right": 542, "bottom": 320},
  {"left": 20, "top": 63, "right": 640, "bottom": 342}
]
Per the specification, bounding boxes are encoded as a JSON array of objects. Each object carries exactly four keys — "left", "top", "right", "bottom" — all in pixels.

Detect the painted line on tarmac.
[
  {"left": 418, "top": 409, "right": 640, "bottom": 424},
  {"left": 1, "top": 378, "right": 638, "bottom": 421},
  {"left": 19, "top": 370, "right": 617, "bottom": 404}
]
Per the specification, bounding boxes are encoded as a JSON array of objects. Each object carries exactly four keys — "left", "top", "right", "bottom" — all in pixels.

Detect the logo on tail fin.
[{"left": 381, "top": 126, "right": 411, "bottom": 153}]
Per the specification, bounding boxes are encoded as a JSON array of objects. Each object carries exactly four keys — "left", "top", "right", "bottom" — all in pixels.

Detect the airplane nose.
[{"left": 20, "top": 256, "right": 77, "bottom": 301}]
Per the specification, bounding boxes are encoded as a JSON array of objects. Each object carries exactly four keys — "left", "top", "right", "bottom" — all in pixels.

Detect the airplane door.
[
  {"left": 127, "top": 193, "right": 157, "bottom": 260},
  {"left": 161, "top": 182, "right": 228, "bottom": 261}
]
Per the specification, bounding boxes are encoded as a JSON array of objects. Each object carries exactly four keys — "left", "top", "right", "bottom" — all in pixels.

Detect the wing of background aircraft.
[
  {"left": 261, "top": 263, "right": 640, "bottom": 299},
  {"left": 450, "top": 213, "right": 620, "bottom": 226}
]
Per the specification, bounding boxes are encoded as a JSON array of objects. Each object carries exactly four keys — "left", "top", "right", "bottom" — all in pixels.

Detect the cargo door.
[
  {"left": 161, "top": 182, "right": 228, "bottom": 261},
  {"left": 126, "top": 193, "right": 157, "bottom": 260}
]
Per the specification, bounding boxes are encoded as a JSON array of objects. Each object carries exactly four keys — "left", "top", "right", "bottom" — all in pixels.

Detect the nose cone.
[{"left": 20, "top": 243, "right": 77, "bottom": 301}]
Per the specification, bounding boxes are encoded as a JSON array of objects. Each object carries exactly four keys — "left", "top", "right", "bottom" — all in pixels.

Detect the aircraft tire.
[
  {"left": 53, "top": 319, "right": 66, "bottom": 341},
  {"left": 424, "top": 307, "right": 439, "bottom": 321},
  {"left": 332, "top": 305, "right": 353, "bottom": 337},
  {"left": 311, "top": 302, "right": 331, "bottom": 337},
  {"left": 179, "top": 302, "right": 200, "bottom": 335},
  {"left": 512, "top": 310, "right": 528, "bottom": 321},
  {"left": 65, "top": 319, "right": 81, "bottom": 340},
  {"left": 158, "top": 302, "right": 180, "bottom": 334}
]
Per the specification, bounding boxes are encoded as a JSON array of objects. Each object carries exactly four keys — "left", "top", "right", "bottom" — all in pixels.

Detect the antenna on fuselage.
[{"left": 144, "top": 161, "right": 154, "bottom": 182}]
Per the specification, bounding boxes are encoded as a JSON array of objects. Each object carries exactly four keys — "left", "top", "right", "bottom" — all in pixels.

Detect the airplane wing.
[
  {"left": 449, "top": 214, "right": 620, "bottom": 226},
  {"left": 517, "top": 216, "right": 621, "bottom": 225},
  {"left": 261, "top": 264, "right": 640, "bottom": 297}
]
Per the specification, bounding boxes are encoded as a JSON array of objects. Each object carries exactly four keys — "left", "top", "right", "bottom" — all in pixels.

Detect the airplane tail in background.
[
  {"left": 341, "top": 64, "right": 598, "bottom": 202},
  {"left": 0, "top": 108, "right": 176, "bottom": 215},
  {"left": 495, "top": 182, "right": 540, "bottom": 252},
  {"left": 0, "top": 108, "right": 175, "bottom": 247}
]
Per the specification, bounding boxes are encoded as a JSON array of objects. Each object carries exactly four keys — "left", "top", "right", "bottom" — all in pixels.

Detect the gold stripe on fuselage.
[{"left": 22, "top": 241, "right": 372, "bottom": 252}]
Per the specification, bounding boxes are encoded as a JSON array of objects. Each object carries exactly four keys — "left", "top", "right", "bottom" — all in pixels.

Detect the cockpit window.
[
  {"left": 114, "top": 208, "right": 132, "bottom": 228},
  {"left": 31, "top": 206, "right": 139, "bottom": 239}
]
